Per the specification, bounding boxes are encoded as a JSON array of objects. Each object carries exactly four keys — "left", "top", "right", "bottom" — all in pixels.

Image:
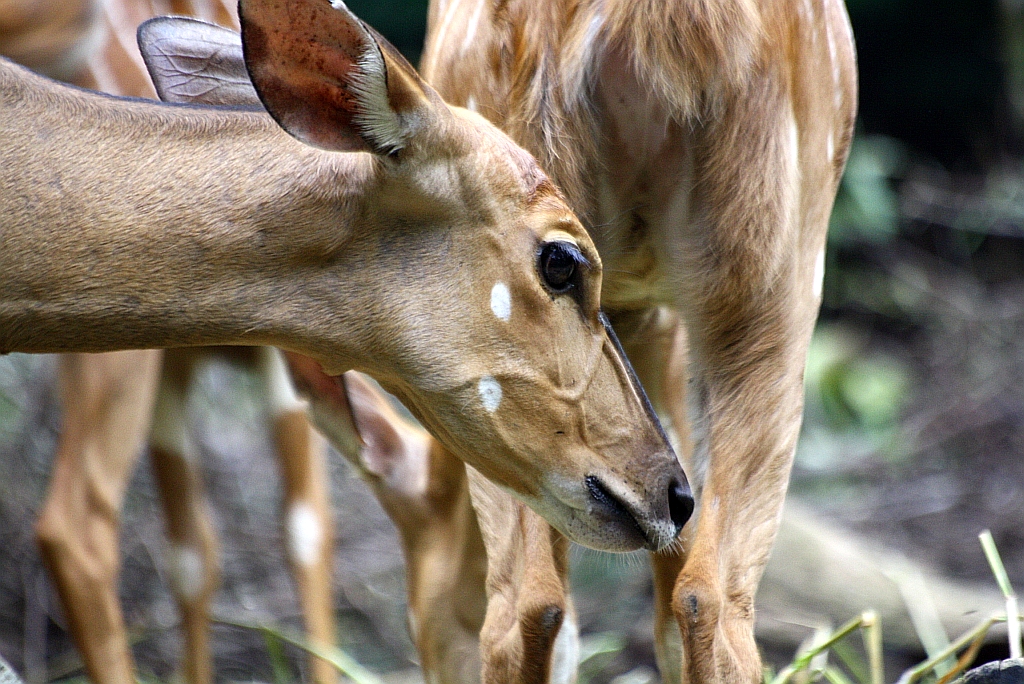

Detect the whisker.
[{"left": 661, "top": 535, "right": 687, "bottom": 557}]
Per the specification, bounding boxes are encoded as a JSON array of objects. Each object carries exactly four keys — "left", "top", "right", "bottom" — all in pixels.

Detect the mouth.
[
  {"left": 584, "top": 474, "right": 692, "bottom": 552},
  {"left": 584, "top": 475, "right": 650, "bottom": 547},
  {"left": 529, "top": 472, "right": 693, "bottom": 553}
]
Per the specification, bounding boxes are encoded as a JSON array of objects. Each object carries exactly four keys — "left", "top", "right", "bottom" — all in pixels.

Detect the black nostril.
[{"left": 668, "top": 478, "right": 694, "bottom": 532}]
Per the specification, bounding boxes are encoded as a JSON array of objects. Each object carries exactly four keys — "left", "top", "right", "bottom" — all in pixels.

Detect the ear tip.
[
  {"left": 240, "top": 0, "right": 429, "bottom": 155},
  {"left": 137, "top": 16, "right": 221, "bottom": 48},
  {"left": 136, "top": 16, "right": 165, "bottom": 43},
  {"left": 139, "top": 15, "right": 205, "bottom": 33}
]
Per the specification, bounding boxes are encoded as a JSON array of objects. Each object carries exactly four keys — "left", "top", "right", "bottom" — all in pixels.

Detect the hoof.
[{"left": 954, "top": 658, "right": 1024, "bottom": 684}]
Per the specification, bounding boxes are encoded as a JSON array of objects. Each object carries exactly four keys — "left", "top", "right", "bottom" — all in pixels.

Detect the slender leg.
[
  {"left": 667, "top": 89, "right": 826, "bottom": 684},
  {"left": 36, "top": 350, "right": 163, "bottom": 684},
  {"left": 288, "top": 364, "right": 487, "bottom": 684},
  {"left": 259, "top": 348, "right": 337, "bottom": 684},
  {"left": 149, "top": 349, "right": 222, "bottom": 684},
  {"left": 467, "top": 470, "right": 576, "bottom": 684},
  {"left": 291, "top": 363, "right": 575, "bottom": 684},
  {"left": 456, "top": 311, "right": 685, "bottom": 684}
]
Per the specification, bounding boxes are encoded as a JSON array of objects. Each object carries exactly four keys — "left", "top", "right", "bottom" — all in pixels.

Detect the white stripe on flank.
[
  {"left": 788, "top": 114, "right": 800, "bottom": 171},
  {"left": 461, "top": 0, "right": 485, "bottom": 54},
  {"left": 424, "top": 0, "right": 464, "bottom": 76}
]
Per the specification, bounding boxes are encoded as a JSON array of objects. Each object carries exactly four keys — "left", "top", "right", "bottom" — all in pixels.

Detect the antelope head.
[{"left": 138, "top": 1, "right": 693, "bottom": 551}]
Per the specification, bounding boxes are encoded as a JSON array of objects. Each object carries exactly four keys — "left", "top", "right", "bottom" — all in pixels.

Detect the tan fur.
[
  {"left": 26, "top": 4, "right": 338, "bottom": 683},
  {"left": 468, "top": 471, "right": 575, "bottom": 684},
  {"left": 38, "top": 350, "right": 340, "bottom": 684},
  {"left": 297, "top": 366, "right": 578, "bottom": 684},
  {"left": 2, "top": 0, "right": 693, "bottom": 554},
  {"left": 0, "top": 0, "right": 99, "bottom": 81},
  {"left": 35, "top": 351, "right": 163, "bottom": 684},
  {"left": 422, "top": 0, "right": 857, "bottom": 681},
  {"left": 334, "top": 371, "right": 489, "bottom": 684},
  {"left": 272, "top": 403, "right": 337, "bottom": 684}
]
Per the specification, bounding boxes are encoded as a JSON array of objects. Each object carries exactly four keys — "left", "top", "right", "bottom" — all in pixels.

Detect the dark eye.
[{"left": 539, "top": 241, "right": 585, "bottom": 293}]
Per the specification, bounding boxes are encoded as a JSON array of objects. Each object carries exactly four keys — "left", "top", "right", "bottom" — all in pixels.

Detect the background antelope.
[
  {"left": 10, "top": 3, "right": 337, "bottom": 681},
  {"left": 421, "top": 0, "right": 857, "bottom": 681}
]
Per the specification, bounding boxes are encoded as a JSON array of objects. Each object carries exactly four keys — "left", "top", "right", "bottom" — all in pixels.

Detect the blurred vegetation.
[
  {"left": 794, "top": 0, "right": 1024, "bottom": 594},
  {"left": 344, "top": 0, "right": 429, "bottom": 63}
]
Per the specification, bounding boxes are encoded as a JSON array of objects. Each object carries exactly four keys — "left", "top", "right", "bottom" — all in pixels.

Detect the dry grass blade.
[
  {"left": 861, "top": 610, "right": 884, "bottom": 684},
  {"left": 979, "top": 530, "right": 1021, "bottom": 658},
  {"left": 770, "top": 614, "right": 871, "bottom": 684},
  {"left": 934, "top": 625, "right": 990, "bottom": 684},
  {"left": 896, "top": 615, "right": 1000, "bottom": 684}
]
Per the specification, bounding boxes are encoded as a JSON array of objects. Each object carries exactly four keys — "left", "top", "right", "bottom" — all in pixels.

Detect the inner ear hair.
[{"left": 349, "top": 42, "right": 405, "bottom": 155}]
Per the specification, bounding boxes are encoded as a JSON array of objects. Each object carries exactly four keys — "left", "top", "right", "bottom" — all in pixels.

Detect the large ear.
[
  {"left": 283, "top": 353, "right": 423, "bottom": 485},
  {"left": 239, "top": 0, "right": 441, "bottom": 154},
  {"left": 137, "top": 17, "right": 261, "bottom": 107},
  {"left": 283, "top": 352, "right": 363, "bottom": 461},
  {"left": 339, "top": 371, "right": 421, "bottom": 485}
]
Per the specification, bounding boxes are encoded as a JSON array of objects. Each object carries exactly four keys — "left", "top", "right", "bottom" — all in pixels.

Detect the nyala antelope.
[{"left": 420, "top": 0, "right": 857, "bottom": 681}]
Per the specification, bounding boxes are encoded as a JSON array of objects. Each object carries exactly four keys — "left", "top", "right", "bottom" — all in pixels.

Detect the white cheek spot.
[
  {"left": 287, "top": 502, "right": 323, "bottom": 567},
  {"left": 478, "top": 376, "right": 502, "bottom": 413},
  {"left": 166, "top": 545, "right": 205, "bottom": 601},
  {"left": 826, "top": 131, "right": 835, "bottom": 164},
  {"left": 466, "top": 94, "right": 478, "bottom": 112},
  {"left": 549, "top": 612, "right": 579, "bottom": 684},
  {"left": 490, "top": 282, "right": 511, "bottom": 321},
  {"left": 812, "top": 246, "right": 826, "bottom": 299}
]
